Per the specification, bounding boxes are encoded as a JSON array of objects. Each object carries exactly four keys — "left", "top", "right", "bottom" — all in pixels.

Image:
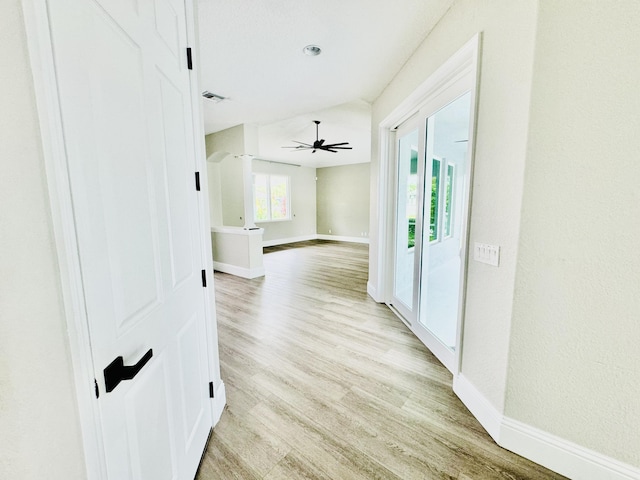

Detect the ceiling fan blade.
[{"left": 286, "top": 121, "right": 353, "bottom": 153}]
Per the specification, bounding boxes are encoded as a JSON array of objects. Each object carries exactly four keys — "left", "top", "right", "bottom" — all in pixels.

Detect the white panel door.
[{"left": 47, "top": 0, "right": 212, "bottom": 478}]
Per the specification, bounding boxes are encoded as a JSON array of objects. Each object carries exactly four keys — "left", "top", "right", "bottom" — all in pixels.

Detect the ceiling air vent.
[{"left": 202, "top": 91, "right": 226, "bottom": 103}]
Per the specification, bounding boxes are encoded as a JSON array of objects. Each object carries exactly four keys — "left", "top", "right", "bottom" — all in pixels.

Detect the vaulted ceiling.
[{"left": 197, "top": 0, "right": 455, "bottom": 167}]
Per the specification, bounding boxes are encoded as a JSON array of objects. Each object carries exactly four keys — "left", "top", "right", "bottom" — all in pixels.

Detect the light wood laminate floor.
[{"left": 196, "top": 240, "right": 564, "bottom": 480}]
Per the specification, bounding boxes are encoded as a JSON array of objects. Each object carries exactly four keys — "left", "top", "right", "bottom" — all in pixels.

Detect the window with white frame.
[
  {"left": 429, "top": 158, "right": 456, "bottom": 243},
  {"left": 253, "top": 173, "right": 291, "bottom": 222}
]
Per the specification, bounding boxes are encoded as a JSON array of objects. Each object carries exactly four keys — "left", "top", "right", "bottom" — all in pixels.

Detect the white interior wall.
[
  {"left": 0, "top": 2, "right": 86, "bottom": 479},
  {"left": 507, "top": 0, "right": 640, "bottom": 468}
]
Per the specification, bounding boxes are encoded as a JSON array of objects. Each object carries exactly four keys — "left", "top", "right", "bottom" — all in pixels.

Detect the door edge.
[{"left": 22, "top": 1, "right": 108, "bottom": 478}]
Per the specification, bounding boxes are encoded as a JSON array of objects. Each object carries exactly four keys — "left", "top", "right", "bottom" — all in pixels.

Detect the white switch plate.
[{"left": 474, "top": 242, "right": 500, "bottom": 266}]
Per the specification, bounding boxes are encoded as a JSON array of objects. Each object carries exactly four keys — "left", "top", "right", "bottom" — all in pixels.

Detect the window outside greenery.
[
  {"left": 405, "top": 147, "right": 418, "bottom": 249},
  {"left": 253, "top": 174, "right": 290, "bottom": 222},
  {"left": 429, "top": 158, "right": 441, "bottom": 242},
  {"left": 444, "top": 164, "right": 454, "bottom": 237}
]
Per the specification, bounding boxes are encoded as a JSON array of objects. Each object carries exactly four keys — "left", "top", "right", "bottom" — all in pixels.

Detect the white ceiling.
[{"left": 197, "top": 0, "right": 455, "bottom": 167}]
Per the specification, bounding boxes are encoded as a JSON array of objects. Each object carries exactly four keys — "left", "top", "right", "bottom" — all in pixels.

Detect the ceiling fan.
[{"left": 283, "top": 120, "right": 352, "bottom": 153}]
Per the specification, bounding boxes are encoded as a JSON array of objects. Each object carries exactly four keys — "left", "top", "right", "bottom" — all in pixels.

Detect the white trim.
[
  {"left": 261, "top": 234, "right": 370, "bottom": 248},
  {"left": 211, "top": 225, "right": 264, "bottom": 236},
  {"left": 380, "top": 36, "right": 478, "bottom": 130},
  {"left": 367, "top": 281, "right": 383, "bottom": 303},
  {"left": 186, "top": 0, "right": 223, "bottom": 431},
  {"left": 453, "top": 374, "right": 503, "bottom": 442},
  {"left": 211, "top": 381, "right": 227, "bottom": 425},
  {"left": 213, "top": 261, "right": 265, "bottom": 279},
  {"left": 317, "top": 234, "right": 369, "bottom": 244},
  {"left": 369, "top": 121, "right": 393, "bottom": 303},
  {"left": 501, "top": 419, "right": 640, "bottom": 480},
  {"left": 454, "top": 375, "right": 640, "bottom": 480},
  {"left": 22, "top": 1, "right": 107, "bottom": 478},
  {"left": 262, "top": 234, "right": 317, "bottom": 247}
]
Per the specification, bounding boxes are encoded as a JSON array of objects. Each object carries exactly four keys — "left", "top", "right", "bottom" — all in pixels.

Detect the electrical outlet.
[
  {"left": 474, "top": 242, "right": 500, "bottom": 266},
  {"left": 329, "top": 229, "right": 332, "bottom": 234}
]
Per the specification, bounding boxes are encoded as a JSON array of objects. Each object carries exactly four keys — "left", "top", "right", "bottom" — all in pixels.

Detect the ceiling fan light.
[{"left": 303, "top": 45, "right": 322, "bottom": 56}]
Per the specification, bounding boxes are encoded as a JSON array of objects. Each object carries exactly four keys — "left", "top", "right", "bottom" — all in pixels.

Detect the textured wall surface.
[
  {"left": 507, "top": 0, "right": 640, "bottom": 467},
  {"left": 317, "top": 163, "right": 370, "bottom": 238},
  {"left": 0, "top": 2, "right": 86, "bottom": 478}
]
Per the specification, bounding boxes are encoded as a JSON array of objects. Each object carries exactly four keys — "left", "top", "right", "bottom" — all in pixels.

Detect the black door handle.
[{"left": 104, "top": 349, "right": 153, "bottom": 393}]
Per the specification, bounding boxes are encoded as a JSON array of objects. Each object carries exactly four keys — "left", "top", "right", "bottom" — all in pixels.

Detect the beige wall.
[
  {"left": 204, "top": 127, "right": 246, "bottom": 227},
  {"left": 507, "top": 0, "right": 640, "bottom": 467},
  {"left": 370, "top": 0, "right": 538, "bottom": 411},
  {"left": 317, "top": 163, "right": 370, "bottom": 238},
  {"left": 218, "top": 155, "right": 244, "bottom": 227},
  {"left": 253, "top": 160, "right": 317, "bottom": 243},
  {"left": 206, "top": 160, "right": 223, "bottom": 226},
  {"left": 0, "top": 2, "right": 86, "bottom": 479}
]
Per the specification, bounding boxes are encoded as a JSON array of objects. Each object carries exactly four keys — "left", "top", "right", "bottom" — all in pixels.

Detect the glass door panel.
[
  {"left": 418, "top": 92, "right": 471, "bottom": 357},
  {"left": 392, "top": 127, "right": 420, "bottom": 319}
]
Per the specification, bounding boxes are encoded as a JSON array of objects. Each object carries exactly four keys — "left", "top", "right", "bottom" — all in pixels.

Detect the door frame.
[
  {"left": 375, "top": 34, "right": 481, "bottom": 375},
  {"left": 22, "top": 1, "right": 223, "bottom": 478}
]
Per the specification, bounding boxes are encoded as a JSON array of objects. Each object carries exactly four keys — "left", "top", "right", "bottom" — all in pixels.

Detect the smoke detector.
[
  {"left": 303, "top": 45, "right": 322, "bottom": 56},
  {"left": 202, "top": 91, "right": 226, "bottom": 103}
]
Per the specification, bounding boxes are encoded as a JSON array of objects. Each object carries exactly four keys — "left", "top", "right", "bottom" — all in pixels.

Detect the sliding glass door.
[
  {"left": 415, "top": 92, "right": 471, "bottom": 370},
  {"left": 390, "top": 92, "right": 473, "bottom": 372}
]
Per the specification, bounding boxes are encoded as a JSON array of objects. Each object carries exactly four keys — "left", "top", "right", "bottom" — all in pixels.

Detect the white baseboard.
[
  {"left": 212, "top": 261, "right": 264, "bottom": 279},
  {"left": 262, "top": 234, "right": 317, "bottom": 247},
  {"left": 317, "top": 234, "right": 369, "bottom": 244},
  {"left": 453, "top": 374, "right": 640, "bottom": 480},
  {"left": 262, "top": 234, "right": 370, "bottom": 247},
  {"left": 453, "top": 374, "right": 503, "bottom": 441},
  {"left": 211, "top": 381, "right": 226, "bottom": 426},
  {"left": 367, "top": 281, "right": 383, "bottom": 303},
  {"left": 501, "top": 418, "right": 640, "bottom": 480}
]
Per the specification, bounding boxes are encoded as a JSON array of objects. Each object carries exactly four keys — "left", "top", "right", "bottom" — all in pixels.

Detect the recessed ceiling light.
[{"left": 303, "top": 45, "right": 322, "bottom": 56}]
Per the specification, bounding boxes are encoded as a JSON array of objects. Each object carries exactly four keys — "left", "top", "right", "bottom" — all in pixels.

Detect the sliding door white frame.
[{"left": 376, "top": 34, "right": 481, "bottom": 374}]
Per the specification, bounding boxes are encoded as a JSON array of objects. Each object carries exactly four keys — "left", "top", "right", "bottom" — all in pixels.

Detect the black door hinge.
[
  {"left": 94, "top": 379, "right": 100, "bottom": 399},
  {"left": 201, "top": 269, "right": 207, "bottom": 287},
  {"left": 186, "top": 48, "right": 193, "bottom": 70},
  {"left": 195, "top": 171, "right": 201, "bottom": 191},
  {"left": 209, "top": 381, "right": 214, "bottom": 398}
]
